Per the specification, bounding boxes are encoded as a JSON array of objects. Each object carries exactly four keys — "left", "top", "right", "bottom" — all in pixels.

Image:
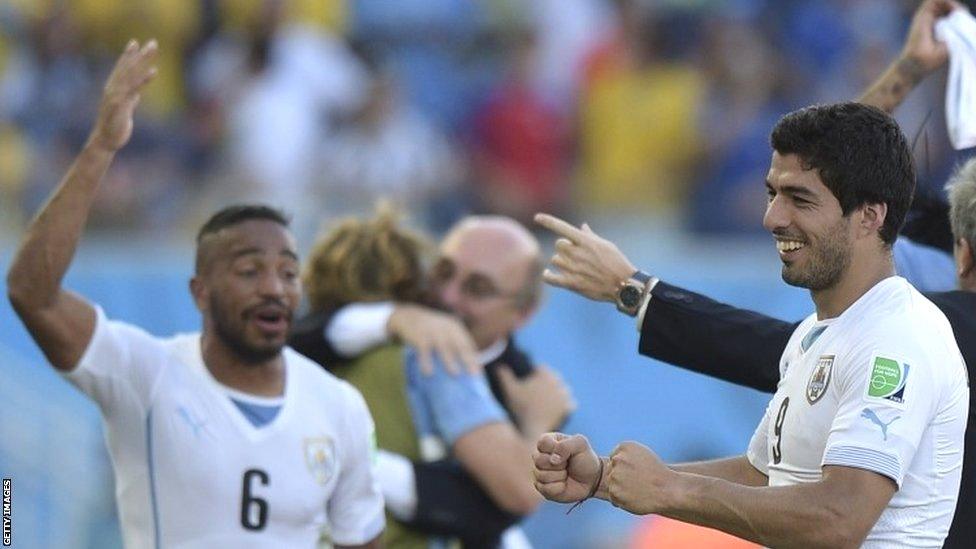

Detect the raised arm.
[
  {"left": 6, "top": 40, "right": 158, "bottom": 371},
  {"left": 858, "top": 0, "right": 962, "bottom": 113}
]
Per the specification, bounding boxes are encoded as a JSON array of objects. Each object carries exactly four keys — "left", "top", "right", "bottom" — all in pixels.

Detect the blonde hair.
[{"left": 303, "top": 206, "right": 432, "bottom": 312}]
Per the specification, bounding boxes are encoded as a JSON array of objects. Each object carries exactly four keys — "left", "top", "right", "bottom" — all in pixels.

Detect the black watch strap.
[{"left": 632, "top": 270, "right": 652, "bottom": 285}]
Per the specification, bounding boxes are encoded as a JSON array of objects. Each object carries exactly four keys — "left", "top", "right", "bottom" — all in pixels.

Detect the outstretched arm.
[
  {"left": 641, "top": 281, "right": 795, "bottom": 392},
  {"left": 535, "top": 213, "right": 794, "bottom": 393},
  {"left": 858, "top": 0, "right": 962, "bottom": 113},
  {"left": 6, "top": 40, "right": 158, "bottom": 371}
]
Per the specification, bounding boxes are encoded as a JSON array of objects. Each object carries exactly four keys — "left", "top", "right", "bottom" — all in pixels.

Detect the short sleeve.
[
  {"left": 62, "top": 306, "right": 168, "bottom": 418},
  {"left": 821, "top": 348, "right": 939, "bottom": 487},
  {"left": 409, "top": 353, "right": 507, "bottom": 445},
  {"left": 747, "top": 401, "right": 772, "bottom": 476},
  {"left": 328, "top": 383, "right": 386, "bottom": 545}
]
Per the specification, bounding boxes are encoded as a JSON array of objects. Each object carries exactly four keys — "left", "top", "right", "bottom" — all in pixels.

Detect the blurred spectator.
[
  {"left": 67, "top": 0, "right": 202, "bottom": 117},
  {"left": 576, "top": 1, "right": 705, "bottom": 213},
  {"left": 0, "top": 0, "right": 962, "bottom": 240},
  {"left": 210, "top": 0, "right": 367, "bottom": 238},
  {"left": 220, "top": 0, "right": 348, "bottom": 35},
  {"left": 468, "top": 30, "right": 571, "bottom": 226},
  {"left": 319, "top": 53, "right": 464, "bottom": 232},
  {"left": 689, "top": 16, "right": 793, "bottom": 234},
  {"left": 527, "top": 0, "right": 612, "bottom": 112}
]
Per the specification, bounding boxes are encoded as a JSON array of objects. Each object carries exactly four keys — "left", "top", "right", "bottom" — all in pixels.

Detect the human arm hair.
[
  {"left": 858, "top": 0, "right": 963, "bottom": 113},
  {"left": 660, "top": 465, "right": 895, "bottom": 549},
  {"left": 670, "top": 455, "right": 768, "bottom": 487}
]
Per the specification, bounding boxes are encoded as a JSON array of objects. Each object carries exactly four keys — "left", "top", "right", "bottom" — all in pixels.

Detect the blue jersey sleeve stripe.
[{"left": 146, "top": 408, "right": 161, "bottom": 549}]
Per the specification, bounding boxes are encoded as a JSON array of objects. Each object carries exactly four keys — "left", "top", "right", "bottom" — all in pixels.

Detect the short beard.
[
  {"left": 781, "top": 218, "right": 852, "bottom": 291},
  {"left": 209, "top": 294, "right": 282, "bottom": 364}
]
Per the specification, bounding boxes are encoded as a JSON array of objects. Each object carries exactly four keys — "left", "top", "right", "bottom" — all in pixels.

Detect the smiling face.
[
  {"left": 763, "top": 152, "right": 855, "bottom": 291},
  {"left": 192, "top": 219, "right": 302, "bottom": 363}
]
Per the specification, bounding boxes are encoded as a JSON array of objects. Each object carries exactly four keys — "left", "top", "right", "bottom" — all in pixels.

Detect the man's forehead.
[
  {"left": 441, "top": 229, "right": 532, "bottom": 281},
  {"left": 767, "top": 152, "right": 828, "bottom": 194},
  {"left": 208, "top": 220, "right": 298, "bottom": 259}
]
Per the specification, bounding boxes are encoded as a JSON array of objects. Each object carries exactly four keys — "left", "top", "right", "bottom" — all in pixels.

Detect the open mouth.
[{"left": 248, "top": 305, "right": 290, "bottom": 334}]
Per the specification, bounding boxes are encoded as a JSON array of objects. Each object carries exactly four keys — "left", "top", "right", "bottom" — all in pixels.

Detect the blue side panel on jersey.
[
  {"left": 146, "top": 408, "right": 161, "bottom": 549},
  {"left": 231, "top": 398, "right": 282, "bottom": 428}
]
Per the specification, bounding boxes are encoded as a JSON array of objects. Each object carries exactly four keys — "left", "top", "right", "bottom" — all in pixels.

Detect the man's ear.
[
  {"left": 857, "top": 202, "right": 888, "bottom": 241},
  {"left": 189, "top": 276, "right": 208, "bottom": 312},
  {"left": 958, "top": 238, "right": 975, "bottom": 278}
]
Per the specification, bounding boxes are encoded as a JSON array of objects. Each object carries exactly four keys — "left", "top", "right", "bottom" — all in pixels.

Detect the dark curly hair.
[{"left": 770, "top": 102, "right": 915, "bottom": 246}]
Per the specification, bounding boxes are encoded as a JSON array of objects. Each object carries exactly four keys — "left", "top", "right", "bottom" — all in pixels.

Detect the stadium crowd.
[
  {"left": 0, "top": 0, "right": 962, "bottom": 239},
  {"left": 4, "top": 1, "right": 976, "bottom": 548}
]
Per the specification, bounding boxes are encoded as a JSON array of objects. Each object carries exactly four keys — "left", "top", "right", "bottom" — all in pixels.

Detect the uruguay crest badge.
[
  {"left": 806, "top": 355, "right": 834, "bottom": 404},
  {"left": 304, "top": 437, "right": 336, "bottom": 485}
]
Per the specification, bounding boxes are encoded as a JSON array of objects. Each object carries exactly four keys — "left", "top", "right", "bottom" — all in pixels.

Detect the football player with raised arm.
[{"left": 6, "top": 41, "right": 384, "bottom": 548}]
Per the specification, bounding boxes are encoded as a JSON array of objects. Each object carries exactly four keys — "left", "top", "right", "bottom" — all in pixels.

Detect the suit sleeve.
[{"left": 638, "top": 281, "right": 797, "bottom": 393}]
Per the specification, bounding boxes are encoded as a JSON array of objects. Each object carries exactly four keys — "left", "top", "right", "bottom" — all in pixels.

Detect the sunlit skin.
[
  {"left": 763, "top": 152, "right": 894, "bottom": 319},
  {"left": 190, "top": 219, "right": 302, "bottom": 396},
  {"left": 433, "top": 218, "right": 539, "bottom": 350}
]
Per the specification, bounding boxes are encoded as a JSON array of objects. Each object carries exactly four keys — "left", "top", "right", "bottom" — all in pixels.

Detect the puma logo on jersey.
[
  {"left": 861, "top": 408, "right": 899, "bottom": 441},
  {"left": 178, "top": 406, "right": 209, "bottom": 438}
]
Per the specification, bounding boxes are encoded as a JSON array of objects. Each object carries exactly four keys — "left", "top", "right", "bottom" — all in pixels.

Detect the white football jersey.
[
  {"left": 64, "top": 307, "right": 385, "bottom": 548},
  {"left": 747, "top": 277, "right": 968, "bottom": 548}
]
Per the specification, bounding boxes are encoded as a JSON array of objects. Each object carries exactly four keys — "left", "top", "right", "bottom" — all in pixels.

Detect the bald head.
[
  {"left": 433, "top": 216, "right": 543, "bottom": 349},
  {"left": 446, "top": 216, "right": 540, "bottom": 258},
  {"left": 443, "top": 216, "right": 543, "bottom": 310}
]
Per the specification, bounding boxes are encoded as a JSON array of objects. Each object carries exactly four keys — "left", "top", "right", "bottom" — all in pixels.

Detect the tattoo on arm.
[{"left": 859, "top": 56, "right": 927, "bottom": 114}]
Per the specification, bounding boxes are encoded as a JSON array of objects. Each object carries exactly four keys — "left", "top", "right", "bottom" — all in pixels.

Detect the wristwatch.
[{"left": 615, "top": 270, "right": 654, "bottom": 316}]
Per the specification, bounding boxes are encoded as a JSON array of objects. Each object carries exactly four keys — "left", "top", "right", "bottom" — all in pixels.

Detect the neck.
[
  {"left": 200, "top": 331, "right": 285, "bottom": 397},
  {"left": 811, "top": 250, "right": 895, "bottom": 320}
]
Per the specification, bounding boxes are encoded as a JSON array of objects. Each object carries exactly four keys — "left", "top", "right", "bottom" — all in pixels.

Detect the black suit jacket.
[
  {"left": 288, "top": 308, "right": 535, "bottom": 548},
  {"left": 638, "top": 281, "right": 976, "bottom": 549}
]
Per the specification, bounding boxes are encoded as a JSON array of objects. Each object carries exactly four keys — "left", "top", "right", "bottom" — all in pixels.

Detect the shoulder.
[
  {"left": 837, "top": 280, "right": 962, "bottom": 376},
  {"left": 286, "top": 347, "right": 369, "bottom": 408},
  {"left": 859, "top": 280, "right": 955, "bottom": 348}
]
